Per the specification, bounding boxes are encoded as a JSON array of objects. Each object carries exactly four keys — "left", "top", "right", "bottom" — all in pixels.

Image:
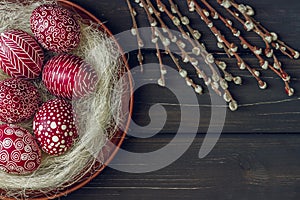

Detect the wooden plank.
[
  {"left": 58, "top": 1, "right": 300, "bottom": 199},
  {"left": 69, "top": 0, "right": 300, "bottom": 133},
  {"left": 61, "top": 134, "right": 300, "bottom": 199}
]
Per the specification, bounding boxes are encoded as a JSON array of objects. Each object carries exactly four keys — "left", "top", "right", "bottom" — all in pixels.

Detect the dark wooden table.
[{"left": 61, "top": 0, "right": 300, "bottom": 199}]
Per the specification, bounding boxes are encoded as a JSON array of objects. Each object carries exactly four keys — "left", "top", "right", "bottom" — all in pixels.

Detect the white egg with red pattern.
[{"left": 33, "top": 99, "right": 78, "bottom": 156}]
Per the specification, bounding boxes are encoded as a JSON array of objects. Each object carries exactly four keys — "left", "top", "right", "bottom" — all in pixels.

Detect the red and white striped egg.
[
  {"left": 30, "top": 4, "right": 81, "bottom": 53},
  {"left": 0, "top": 29, "right": 44, "bottom": 79},
  {"left": 0, "top": 124, "right": 42, "bottom": 174},
  {"left": 0, "top": 78, "right": 41, "bottom": 124},
  {"left": 33, "top": 98, "right": 78, "bottom": 156},
  {"left": 42, "top": 54, "right": 98, "bottom": 99}
]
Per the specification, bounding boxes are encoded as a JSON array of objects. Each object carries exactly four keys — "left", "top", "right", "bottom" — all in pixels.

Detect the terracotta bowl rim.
[{"left": 0, "top": 0, "right": 133, "bottom": 199}]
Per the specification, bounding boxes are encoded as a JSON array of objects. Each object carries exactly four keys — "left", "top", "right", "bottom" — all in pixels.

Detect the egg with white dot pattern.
[{"left": 33, "top": 99, "right": 78, "bottom": 156}]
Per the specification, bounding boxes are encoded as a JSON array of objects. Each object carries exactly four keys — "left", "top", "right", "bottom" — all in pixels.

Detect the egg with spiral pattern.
[
  {"left": 30, "top": 4, "right": 81, "bottom": 53},
  {"left": 42, "top": 54, "right": 98, "bottom": 99},
  {"left": 0, "top": 124, "right": 42, "bottom": 174}
]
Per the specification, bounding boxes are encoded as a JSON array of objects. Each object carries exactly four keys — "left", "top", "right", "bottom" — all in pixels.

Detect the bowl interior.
[{"left": 0, "top": 0, "right": 133, "bottom": 199}]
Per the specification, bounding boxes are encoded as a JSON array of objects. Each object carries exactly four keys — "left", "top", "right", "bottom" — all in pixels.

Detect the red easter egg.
[
  {"left": 33, "top": 99, "right": 78, "bottom": 156},
  {"left": 0, "top": 78, "right": 40, "bottom": 124},
  {"left": 0, "top": 29, "right": 44, "bottom": 79},
  {"left": 42, "top": 54, "right": 98, "bottom": 99},
  {"left": 0, "top": 124, "right": 42, "bottom": 174},
  {"left": 30, "top": 4, "right": 81, "bottom": 53}
]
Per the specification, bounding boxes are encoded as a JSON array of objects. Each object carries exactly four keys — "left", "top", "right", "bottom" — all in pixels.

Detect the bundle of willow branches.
[{"left": 126, "top": 0, "right": 299, "bottom": 111}]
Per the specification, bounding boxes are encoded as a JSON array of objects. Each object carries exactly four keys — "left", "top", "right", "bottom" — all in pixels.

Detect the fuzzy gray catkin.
[{"left": 0, "top": 1, "right": 124, "bottom": 198}]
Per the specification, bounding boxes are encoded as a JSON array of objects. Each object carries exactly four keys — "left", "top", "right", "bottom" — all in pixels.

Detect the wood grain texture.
[
  {"left": 61, "top": 134, "right": 300, "bottom": 200},
  {"left": 60, "top": 0, "right": 300, "bottom": 199},
  {"left": 69, "top": 0, "right": 300, "bottom": 133}
]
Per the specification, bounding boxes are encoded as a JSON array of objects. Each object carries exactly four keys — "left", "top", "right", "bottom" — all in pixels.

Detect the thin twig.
[
  {"left": 222, "top": 0, "right": 299, "bottom": 60},
  {"left": 154, "top": 29, "right": 167, "bottom": 87},
  {"left": 156, "top": 0, "right": 226, "bottom": 95},
  {"left": 126, "top": 0, "right": 144, "bottom": 72},
  {"left": 188, "top": 0, "right": 267, "bottom": 90},
  {"left": 201, "top": 0, "right": 293, "bottom": 95}
]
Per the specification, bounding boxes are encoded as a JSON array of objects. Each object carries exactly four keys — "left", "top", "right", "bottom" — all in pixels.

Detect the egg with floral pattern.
[
  {"left": 30, "top": 4, "right": 81, "bottom": 53},
  {"left": 0, "top": 78, "right": 41, "bottom": 124},
  {"left": 0, "top": 124, "right": 42, "bottom": 174},
  {"left": 33, "top": 98, "right": 78, "bottom": 156}
]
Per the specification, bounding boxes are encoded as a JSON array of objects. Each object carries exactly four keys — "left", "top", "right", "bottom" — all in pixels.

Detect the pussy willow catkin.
[{"left": 128, "top": 0, "right": 299, "bottom": 111}]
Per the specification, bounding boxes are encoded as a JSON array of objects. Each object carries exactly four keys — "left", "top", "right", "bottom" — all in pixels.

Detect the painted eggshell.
[
  {"left": 0, "top": 29, "right": 44, "bottom": 79},
  {"left": 0, "top": 78, "right": 40, "bottom": 124},
  {"left": 42, "top": 54, "right": 98, "bottom": 99},
  {"left": 0, "top": 124, "right": 42, "bottom": 174},
  {"left": 33, "top": 98, "right": 78, "bottom": 156},
  {"left": 30, "top": 4, "right": 81, "bottom": 53}
]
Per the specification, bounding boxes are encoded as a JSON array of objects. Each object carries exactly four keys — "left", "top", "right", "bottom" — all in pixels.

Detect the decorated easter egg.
[
  {"left": 0, "top": 124, "right": 42, "bottom": 174},
  {"left": 42, "top": 54, "right": 98, "bottom": 99},
  {"left": 33, "top": 99, "right": 78, "bottom": 156},
  {"left": 30, "top": 4, "right": 81, "bottom": 53},
  {"left": 0, "top": 78, "right": 40, "bottom": 124},
  {"left": 0, "top": 29, "right": 44, "bottom": 79}
]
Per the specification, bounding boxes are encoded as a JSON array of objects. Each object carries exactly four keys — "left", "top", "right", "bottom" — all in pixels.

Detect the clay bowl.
[{"left": 0, "top": 0, "right": 133, "bottom": 199}]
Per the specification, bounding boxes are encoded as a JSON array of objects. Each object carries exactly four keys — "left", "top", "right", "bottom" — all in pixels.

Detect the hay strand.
[{"left": 0, "top": 0, "right": 124, "bottom": 198}]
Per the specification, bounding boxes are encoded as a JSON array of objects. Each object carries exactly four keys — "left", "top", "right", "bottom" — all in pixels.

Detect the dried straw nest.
[{"left": 0, "top": 0, "right": 125, "bottom": 199}]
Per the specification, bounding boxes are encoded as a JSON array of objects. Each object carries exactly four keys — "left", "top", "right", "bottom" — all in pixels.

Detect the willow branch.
[
  {"left": 126, "top": 0, "right": 144, "bottom": 71},
  {"left": 219, "top": 0, "right": 299, "bottom": 60},
  {"left": 188, "top": 0, "right": 267, "bottom": 90},
  {"left": 201, "top": 0, "right": 293, "bottom": 95}
]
